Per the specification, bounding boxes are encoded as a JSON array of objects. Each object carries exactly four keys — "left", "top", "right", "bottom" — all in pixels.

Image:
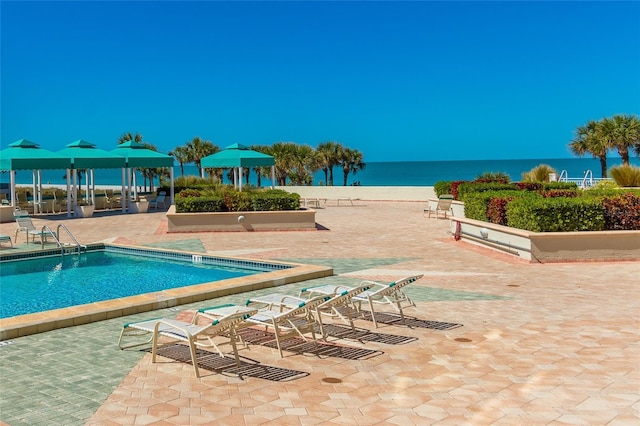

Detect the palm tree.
[
  {"left": 569, "top": 120, "right": 610, "bottom": 178},
  {"left": 169, "top": 146, "right": 191, "bottom": 177},
  {"left": 316, "top": 141, "right": 343, "bottom": 185},
  {"left": 186, "top": 137, "right": 217, "bottom": 178},
  {"left": 339, "top": 148, "right": 366, "bottom": 186},
  {"left": 266, "top": 142, "right": 297, "bottom": 186},
  {"left": 139, "top": 143, "right": 164, "bottom": 192},
  {"left": 117, "top": 132, "right": 143, "bottom": 144},
  {"left": 289, "top": 144, "right": 319, "bottom": 185},
  {"left": 250, "top": 144, "right": 272, "bottom": 187},
  {"left": 609, "top": 114, "right": 640, "bottom": 164}
]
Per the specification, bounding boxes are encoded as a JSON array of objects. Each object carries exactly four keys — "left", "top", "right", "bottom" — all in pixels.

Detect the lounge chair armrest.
[
  {"left": 278, "top": 295, "right": 306, "bottom": 305},
  {"left": 359, "top": 280, "right": 388, "bottom": 289}
]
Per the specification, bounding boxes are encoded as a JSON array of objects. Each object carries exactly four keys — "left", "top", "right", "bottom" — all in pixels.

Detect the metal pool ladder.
[{"left": 41, "top": 224, "right": 87, "bottom": 255}]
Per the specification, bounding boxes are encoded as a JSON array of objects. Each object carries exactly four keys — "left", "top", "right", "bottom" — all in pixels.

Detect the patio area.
[{"left": 0, "top": 201, "right": 638, "bottom": 425}]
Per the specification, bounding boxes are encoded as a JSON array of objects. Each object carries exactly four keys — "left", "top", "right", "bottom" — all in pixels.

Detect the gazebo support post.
[
  {"left": 121, "top": 168, "right": 126, "bottom": 214},
  {"left": 66, "top": 169, "right": 72, "bottom": 218},
  {"left": 10, "top": 171, "right": 16, "bottom": 208},
  {"left": 169, "top": 168, "right": 175, "bottom": 205},
  {"left": 271, "top": 165, "right": 275, "bottom": 189}
]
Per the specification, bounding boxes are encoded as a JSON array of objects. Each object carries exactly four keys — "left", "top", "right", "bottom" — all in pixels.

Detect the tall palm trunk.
[{"left": 599, "top": 156, "right": 608, "bottom": 179}]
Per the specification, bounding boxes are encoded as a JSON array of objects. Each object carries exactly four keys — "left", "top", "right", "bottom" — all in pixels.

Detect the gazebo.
[
  {"left": 200, "top": 143, "right": 275, "bottom": 190},
  {"left": 111, "top": 141, "right": 175, "bottom": 209},
  {"left": 0, "top": 139, "right": 72, "bottom": 211},
  {"left": 58, "top": 140, "right": 127, "bottom": 216}
]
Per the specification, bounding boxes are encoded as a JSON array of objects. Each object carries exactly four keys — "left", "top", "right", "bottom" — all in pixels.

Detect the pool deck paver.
[{"left": 0, "top": 201, "right": 639, "bottom": 425}]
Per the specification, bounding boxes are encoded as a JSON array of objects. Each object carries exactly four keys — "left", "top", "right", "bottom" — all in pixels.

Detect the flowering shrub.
[{"left": 602, "top": 193, "right": 640, "bottom": 230}]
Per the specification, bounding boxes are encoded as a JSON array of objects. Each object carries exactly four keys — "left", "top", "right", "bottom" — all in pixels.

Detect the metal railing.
[
  {"left": 40, "top": 224, "right": 86, "bottom": 255},
  {"left": 557, "top": 169, "right": 610, "bottom": 189}
]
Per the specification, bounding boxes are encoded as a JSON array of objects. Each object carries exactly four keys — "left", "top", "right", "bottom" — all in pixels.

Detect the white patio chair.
[{"left": 13, "top": 209, "right": 55, "bottom": 243}]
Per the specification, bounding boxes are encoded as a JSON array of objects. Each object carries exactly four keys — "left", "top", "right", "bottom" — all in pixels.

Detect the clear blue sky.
[{"left": 2, "top": 1, "right": 639, "bottom": 162}]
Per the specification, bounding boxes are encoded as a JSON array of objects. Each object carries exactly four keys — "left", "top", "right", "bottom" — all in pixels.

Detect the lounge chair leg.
[
  {"left": 371, "top": 306, "right": 380, "bottom": 328},
  {"left": 229, "top": 328, "right": 241, "bottom": 367},
  {"left": 151, "top": 325, "right": 160, "bottom": 363},
  {"left": 188, "top": 339, "right": 201, "bottom": 378},
  {"left": 274, "top": 325, "right": 284, "bottom": 358}
]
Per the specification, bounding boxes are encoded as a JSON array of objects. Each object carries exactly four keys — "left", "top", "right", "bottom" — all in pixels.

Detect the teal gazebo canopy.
[
  {"left": 0, "top": 139, "right": 72, "bottom": 171},
  {"left": 111, "top": 141, "right": 174, "bottom": 168},
  {"left": 0, "top": 139, "right": 72, "bottom": 210},
  {"left": 58, "top": 139, "right": 126, "bottom": 169},
  {"left": 201, "top": 143, "right": 275, "bottom": 168},
  {"left": 111, "top": 140, "right": 175, "bottom": 207},
  {"left": 200, "top": 143, "right": 275, "bottom": 190},
  {"left": 58, "top": 139, "right": 128, "bottom": 217}
]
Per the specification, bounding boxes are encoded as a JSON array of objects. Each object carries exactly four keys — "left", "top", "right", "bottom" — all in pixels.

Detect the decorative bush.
[
  {"left": 222, "top": 191, "right": 253, "bottom": 212},
  {"left": 515, "top": 182, "right": 543, "bottom": 191},
  {"left": 457, "top": 182, "right": 517, "bottom": 201},
  {"left": 174, "top": 187, "right": 300, "bottom": 213},
  {"left": 486, "top": 196, "right": 515, "bottom": 226},
  {"left": 602, "top": 193, "right": 640, "bottom": 230},
  {"left": 506, "top": 197, "right": 605, "bottom": 232},
  {"left": 177, "top": 189, "right": 201, "bottom": 198},
  {"left": 475, "top": 172, "right": 511, "bottom": 183},
  {"left": 463, "top": 190, "right": 535, "bottom": 222},
  {"left": 541, "top": 182, "right": 579, "bottom": 190},
  {"left": 540, "top": 190, "right": 579, "bottom": 198},
  {"left": 176, "top": 196, "right": 225, "bottom": 213},
  {"left": 252, "top": 189, "right": 301, "bottom": 211},
  {"left": 434, "top": 181, "right": 452, "bottom": 198},
  {"left": 449, "top": 180, "right": 468, "bottom": 200},
  {"left": 521, "top": 164, "right": 557, "bottom": 182},
  {"left": 609, "top": 164, "right": 640, "bottom": 187}
]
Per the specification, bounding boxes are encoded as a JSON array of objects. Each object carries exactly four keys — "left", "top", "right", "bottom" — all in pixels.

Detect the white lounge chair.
[
  {"left": 244, "top": 294, "right": 330, "bottom": 358},
  {"left": 424, "top": 194, "right": 454, "bottom": 219},
  {"left": 118, "top": 310, "right": 254, "bottom": 378},
  {"left": 198, "top": 304, "right": 260, "bottom": 349},
  {"left": 13, "top": 209, "right": 55, "bottom": 244},
  {"left": 300, "top": 283, "right": 371, "bottom": 338},
  {"left": 302, "top": 275, "right": 424, "bottom": 328}
]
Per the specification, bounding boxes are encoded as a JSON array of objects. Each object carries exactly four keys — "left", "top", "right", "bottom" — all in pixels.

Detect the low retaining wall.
[
  {"left": 450, "top": 217, "right": 640, "bottom": 263},
  {"left": 166, "top": 205, "right": 317, "bottom": 232}
]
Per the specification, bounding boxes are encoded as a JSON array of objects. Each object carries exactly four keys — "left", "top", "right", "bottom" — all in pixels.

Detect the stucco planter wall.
[
  {"left": 0, "top": 206, "right": 15, "bottom": 223},
  {"left": 166, "top": 205, "right": 317, "bottom": 232},
  {"left": 76, "top": 205, "right": 94, "bottom": 218},
  {"left": 450, "top": 216, "right": 640, "bottom": 263},
  {"left": 129, "top": 200, "right": 149, "bottom": 214}
]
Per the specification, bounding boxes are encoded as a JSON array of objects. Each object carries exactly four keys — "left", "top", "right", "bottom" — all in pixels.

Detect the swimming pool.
[{"left": 0, "top": 245, "right": 288, "bottom": 318}]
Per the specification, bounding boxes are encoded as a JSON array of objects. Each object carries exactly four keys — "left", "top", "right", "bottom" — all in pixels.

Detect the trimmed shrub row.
[
  {"left": 462, "top": 189, "right": 640, "bottom": 232},
  {"left": 175, "top": 189, "right": 300, "bottom": 213}
]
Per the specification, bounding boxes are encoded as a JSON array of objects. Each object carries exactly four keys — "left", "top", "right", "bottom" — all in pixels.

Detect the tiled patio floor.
[{"left": 0, "top": 202, "right": 638, "bottom": 425}]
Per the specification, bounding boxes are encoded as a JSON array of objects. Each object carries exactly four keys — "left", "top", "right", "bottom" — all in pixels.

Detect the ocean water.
[{"left": 3, "top": 157, "right": 638, "bottom": 187}]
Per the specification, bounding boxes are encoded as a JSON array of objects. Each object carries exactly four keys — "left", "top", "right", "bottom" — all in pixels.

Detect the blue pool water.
[{"left": 0, "top": 251, "right": 266, "bottom": 318}]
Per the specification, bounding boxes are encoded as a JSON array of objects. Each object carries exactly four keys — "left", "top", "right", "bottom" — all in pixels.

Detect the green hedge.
[
  {"left": 506, "top": 197, "right": 605, "bottom": 232},
  {"left": 463, "top": 190, "right": 538, "bottom": 222},
  {"left": 176, "top": 196, "right": 226, "bottom": 213},
  {"left": 456, "top": 182, "right": 517, "bottom": 201},
  {"left": 433, "top": 181, "right": 452, "bottom": 197},
  {"left": 175, "top": 188, "right": 300, "bottom": 213}
]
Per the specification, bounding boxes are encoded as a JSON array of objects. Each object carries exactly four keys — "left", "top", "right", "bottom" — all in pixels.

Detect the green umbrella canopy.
[
  {"left": 111, "top": 141, "right": 173, "bottom": 168},
  {"left": 0, "top": 139, "right": 72, "bottom": 171},
  {"left": 201, "top": 143, "right": 275, "bottom": 168},
  {"left": 58, "top": 139, "right": 127, "bottom": 169}
]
